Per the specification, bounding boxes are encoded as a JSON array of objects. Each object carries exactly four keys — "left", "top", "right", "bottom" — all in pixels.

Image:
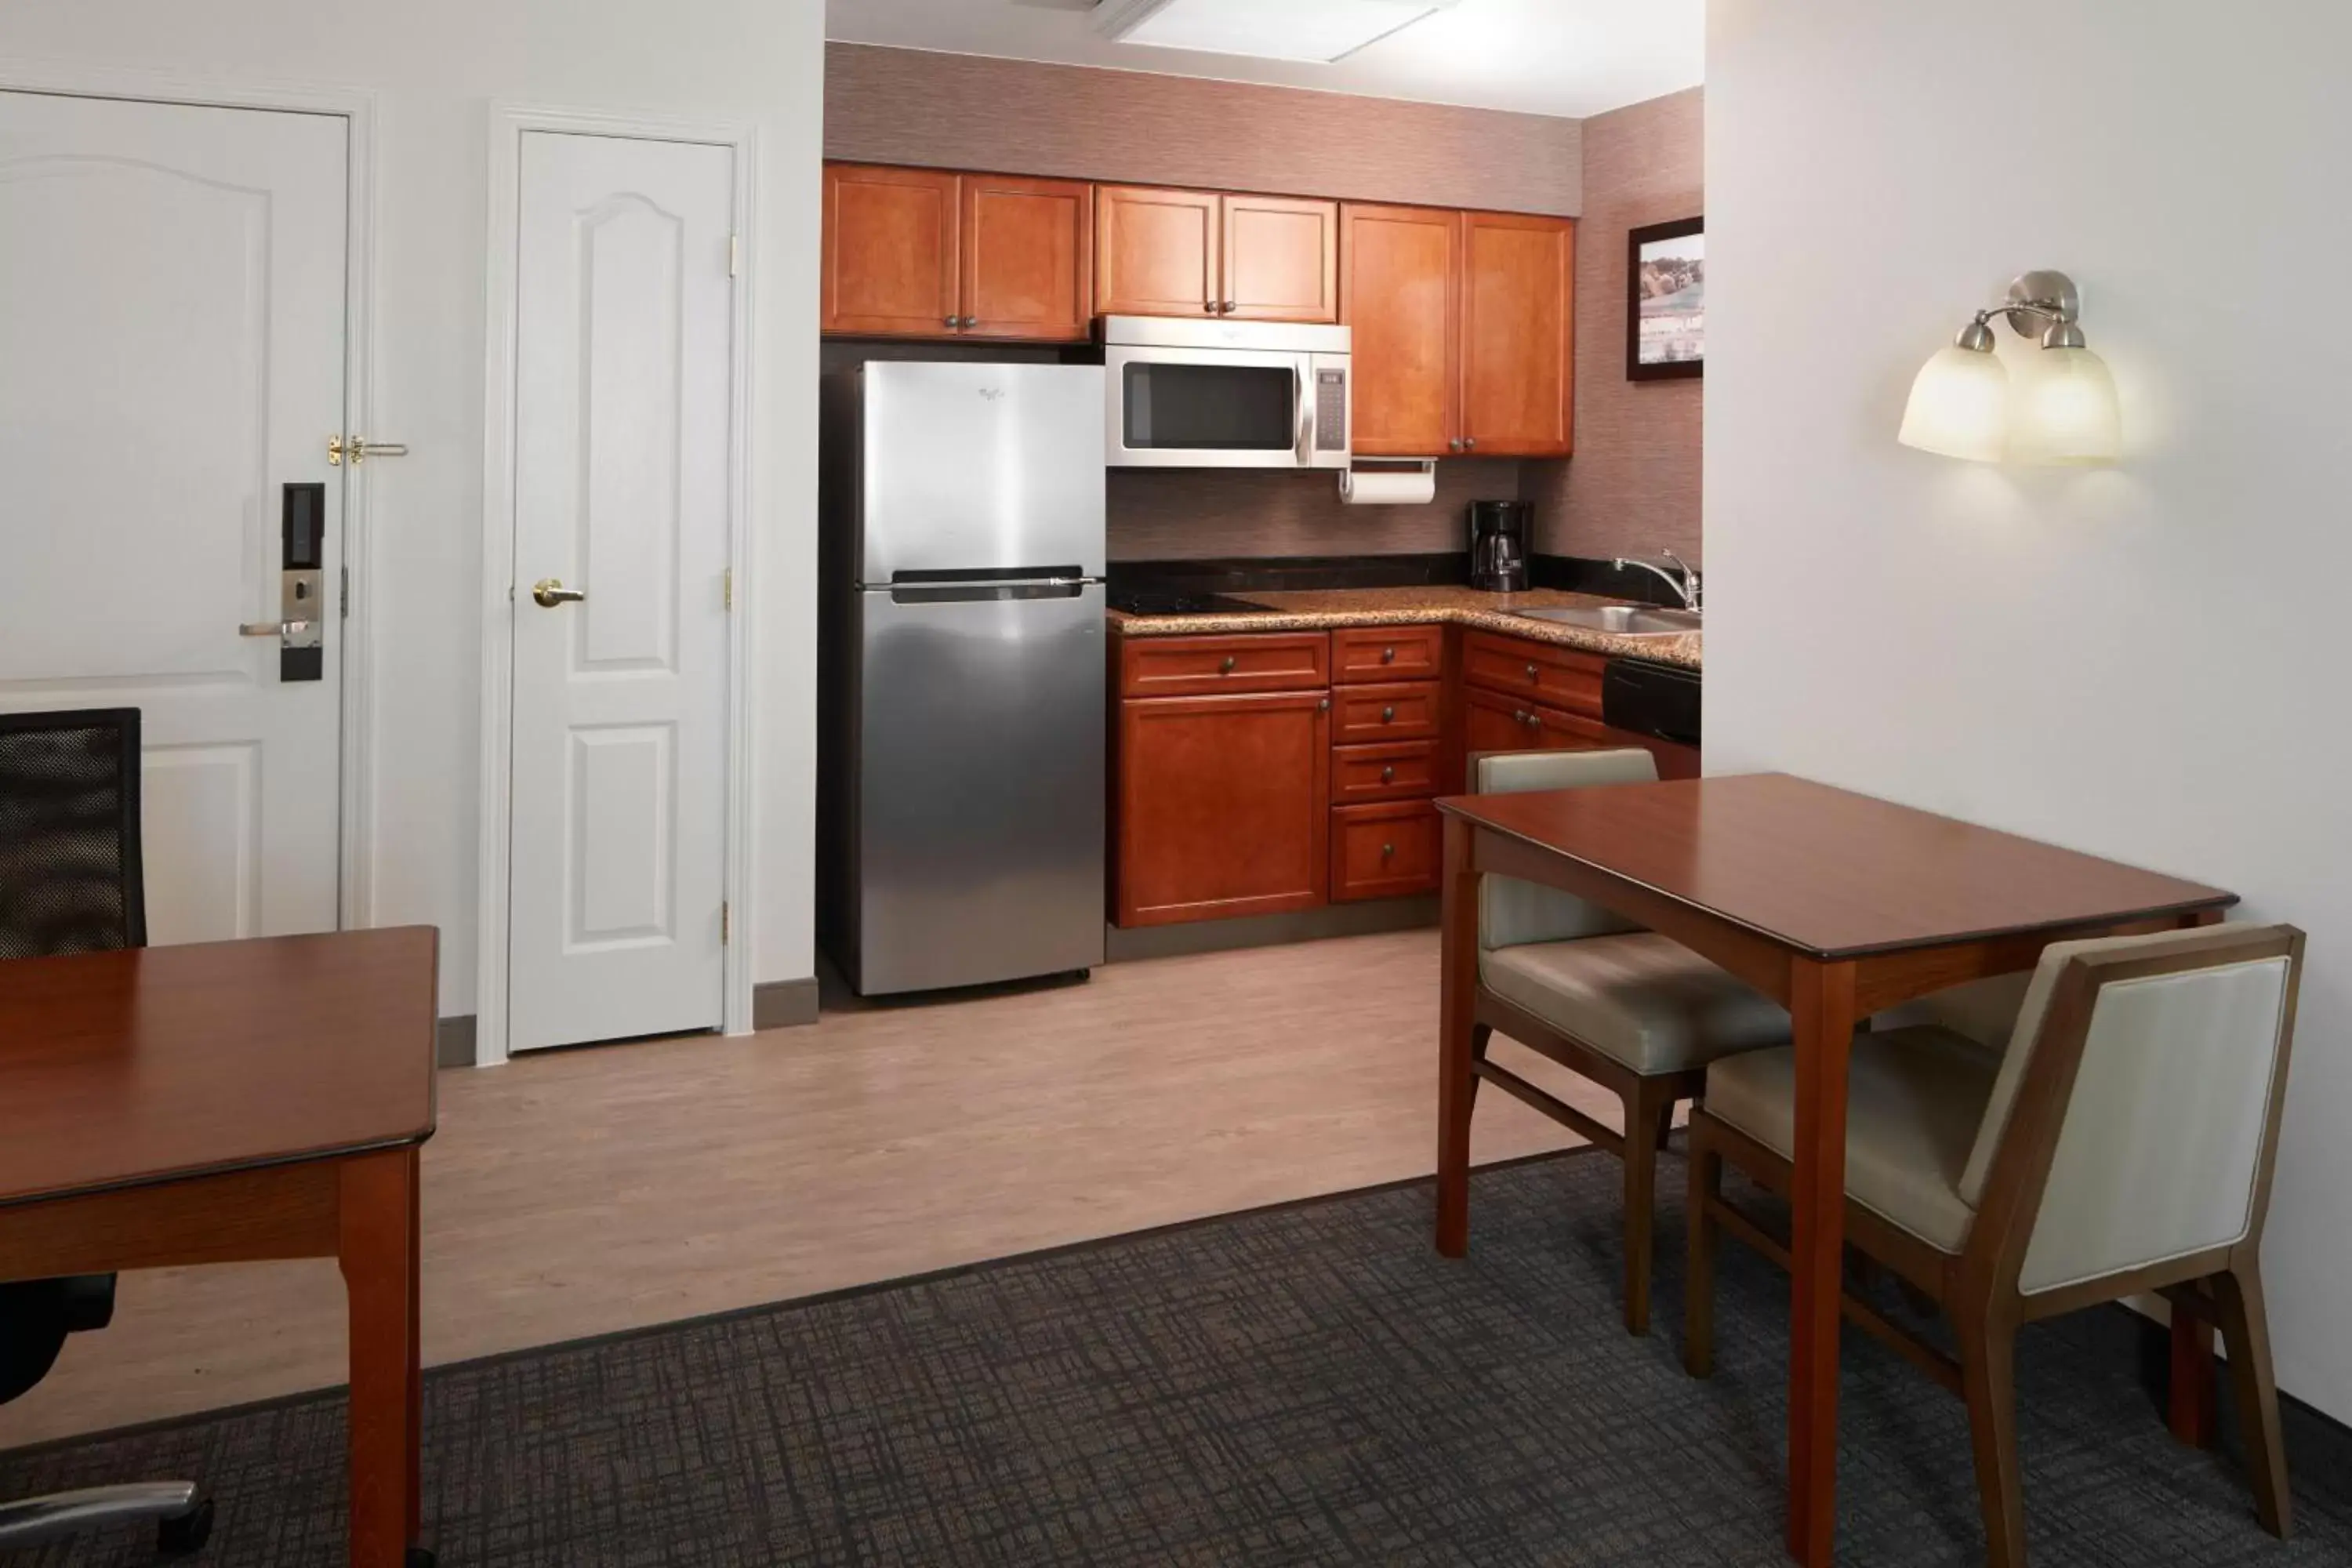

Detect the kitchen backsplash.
[{"left": 1108, "top": 462, "right": 1523, "bottom": 561}]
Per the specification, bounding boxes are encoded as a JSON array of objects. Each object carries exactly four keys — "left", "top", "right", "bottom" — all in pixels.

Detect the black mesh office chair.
[{"left": 0, "top": 709, "right": 213, "bottom": 1555}]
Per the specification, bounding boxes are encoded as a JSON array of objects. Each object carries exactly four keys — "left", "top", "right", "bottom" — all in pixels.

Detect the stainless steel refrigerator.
[{"left": 818, "top": 360, "right": 1108, "bottom": 996}]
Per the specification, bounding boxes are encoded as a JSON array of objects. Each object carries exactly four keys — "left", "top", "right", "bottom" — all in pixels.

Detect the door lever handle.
[
  {"left": 532, "top": 579, "right": 586, "bottom": 608},
  {"left": 240, "top": 619, "right": 313, "bottom": 637}
]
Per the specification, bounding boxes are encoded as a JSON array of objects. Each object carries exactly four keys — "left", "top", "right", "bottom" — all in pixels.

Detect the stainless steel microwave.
[{"left": 1102, "top": 315, "right": 1350, "bottom": 470}]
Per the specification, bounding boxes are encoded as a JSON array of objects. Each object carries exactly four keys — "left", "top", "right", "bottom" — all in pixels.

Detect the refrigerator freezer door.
[
  {"left": 860, "top": 361, "right": 1107, "bottom": 584},
  {"left": 855, "top": 579, "right": 1107, "bottom": 994}
]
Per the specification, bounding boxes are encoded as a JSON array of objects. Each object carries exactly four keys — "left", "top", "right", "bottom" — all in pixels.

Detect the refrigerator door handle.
[{"left": 887, "top": 578, "right": 1092, "bottom": 605}]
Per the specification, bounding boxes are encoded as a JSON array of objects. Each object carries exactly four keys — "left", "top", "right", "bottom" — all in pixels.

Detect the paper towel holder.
[{"left": 1338, "top": 459, "right": 1437, "bottom": 506}]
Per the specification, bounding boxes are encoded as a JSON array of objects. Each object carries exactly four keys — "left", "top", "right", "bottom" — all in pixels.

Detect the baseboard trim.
[
  {"left": 437, "top": 1014, "right": 477, "bottom": 1069},
  {"left": 753, "top": 976, "right": 821, "bottom": 1030},
  {"left": 1105, "top": 896, "right": 1437, "bottom": 964}
]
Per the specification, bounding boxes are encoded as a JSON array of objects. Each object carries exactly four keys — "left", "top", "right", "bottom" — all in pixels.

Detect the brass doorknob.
[{"left": 532, "top": 579, "right": 586, "bottom": 608}]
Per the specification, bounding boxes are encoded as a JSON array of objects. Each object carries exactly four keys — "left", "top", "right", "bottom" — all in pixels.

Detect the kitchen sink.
[{"left": 1509, "top": 604, "right": 1701, "bottom": 635}]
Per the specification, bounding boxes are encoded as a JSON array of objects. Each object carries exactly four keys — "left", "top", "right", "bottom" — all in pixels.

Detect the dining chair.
[
  {"left": 1466, "top": 747, "right": 1790, "bottom": 1333},
  {"left": 0, "top": 708, "right": 214, "bottom": 1555},
  {"left": 1683, "top": 923, "right": 2305, "bottom": 1567}
]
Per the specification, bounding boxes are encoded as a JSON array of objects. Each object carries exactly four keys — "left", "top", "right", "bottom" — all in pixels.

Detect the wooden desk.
[
  {"left": 0, "top": 928, "right": 439, "bottom": 1568},
  {"left": 1432, "top": 775, "right": 2235, "bottom": 1566}
]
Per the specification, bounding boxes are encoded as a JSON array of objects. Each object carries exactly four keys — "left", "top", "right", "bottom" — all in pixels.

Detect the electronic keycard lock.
[{"left": 239, "top": 482, "right": 326, "bottom": 681}]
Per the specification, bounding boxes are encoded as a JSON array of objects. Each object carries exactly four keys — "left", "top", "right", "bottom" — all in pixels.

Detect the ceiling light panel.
[{"left": 1098, "top": 0, "right": 1458, "bottom": 64}]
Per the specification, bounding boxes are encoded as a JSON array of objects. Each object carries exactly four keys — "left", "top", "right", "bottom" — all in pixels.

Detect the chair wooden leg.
[
  {"left": 1467, "top": 1022, "right": 1491, "bottom": 1118},
  {"left": 2212, "top": 1263, "right": 2293, "bottom": 1537},
  {"left": 1621, "top": 1084, "right": 1663, "bottom": 1336},
  {"left": 1650, "top": 1095, "right": 1676, "bottom": 1153},
  {"left": 1957, "top": 1302, "right": 2027, "bottom": 1568},
  {"left": 1683, "top": 1118, "right": 1721, "bottom": 1377},
  {"left": 1618, "top": 1091, "right": 1675, "bottom": 1335}
]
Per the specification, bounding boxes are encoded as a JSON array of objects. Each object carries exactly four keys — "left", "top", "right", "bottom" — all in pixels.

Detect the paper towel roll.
[{"left": 1338, "top": 467, "right": 1437, "bottom": 506}]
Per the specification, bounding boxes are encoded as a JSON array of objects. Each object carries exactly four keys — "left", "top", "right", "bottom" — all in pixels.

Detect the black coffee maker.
[{"left": 1468, "top": 500, "right": 1531, "bottom": 593}]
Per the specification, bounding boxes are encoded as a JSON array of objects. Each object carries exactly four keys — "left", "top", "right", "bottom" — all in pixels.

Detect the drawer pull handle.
[
  {"left": 1512, "top": 709, "right": 1529, "bottom": 724},
  {"left": 1381, "top": 765, "right": 1396, "bottom": 783},
  {"left": 1381, "top": 706, "right": 1396, "bottom": 723},
  {"left": 1318, "top": 697, "right": 1330, "bottom": 712},
  {"left": 1381, "top": 843, "right": 1396, "bottom": 858},
  {"left": 1219, "top": 655, "right": 1238, "bottom": 673},
  {"left": 1381, "top": 645, "right": 1396, "bottom": 663},
  {"left": 1525, "top": 662, "right": 1539, "bottom": 681}
]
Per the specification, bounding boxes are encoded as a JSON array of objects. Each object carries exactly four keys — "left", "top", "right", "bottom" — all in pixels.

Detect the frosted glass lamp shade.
[
  {"left": 1898, "top": 345, "right": 2009, "bottom": 463},
  {"left": 2010, "top": 345, "right": 2122, "bottom": 464}
]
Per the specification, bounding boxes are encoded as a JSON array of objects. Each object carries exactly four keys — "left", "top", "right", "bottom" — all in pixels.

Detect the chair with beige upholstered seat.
[
  {"left": 1684, "top": 923, "right": 2306, "bottom": 1568},
  {"left": 1465, "top": 748, "right": 1790, "bottom": 1334}
]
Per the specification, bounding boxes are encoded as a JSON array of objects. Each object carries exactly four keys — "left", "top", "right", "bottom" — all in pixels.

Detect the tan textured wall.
[
  {"left": 824, "top": 43, "right": 1581, "bottom": 215},
  {"left": 1106, "top": 461, "right": 1523, "bottom": 561},
  {"left": 1525, "top": 87, "right": 1703, "bottom": 564}
]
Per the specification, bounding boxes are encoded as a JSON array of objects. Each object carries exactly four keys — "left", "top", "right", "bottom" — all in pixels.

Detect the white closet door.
[{"left": 507, "top": 131, "right": 735, "bottom": 1051}]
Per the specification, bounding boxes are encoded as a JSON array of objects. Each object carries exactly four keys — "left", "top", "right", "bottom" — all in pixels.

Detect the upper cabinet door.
[
  {"left": 1459, "top": 211, "right": 1574, "bottom": 456},
  {"left": 960, "top": 172, "right": 1094, "bottom": 342},
  {"left": 1095, "top": 184, "right": 1221, "bottom": 319},
  {"left": 1340, "top": 203, "right": 1459, "bottom": 458},
  {"left": 821, "top": 163, "right": 960, "bottom": 337},
  {"left": 1221, "top": 194, "right": 1339, "bottom": 323}
]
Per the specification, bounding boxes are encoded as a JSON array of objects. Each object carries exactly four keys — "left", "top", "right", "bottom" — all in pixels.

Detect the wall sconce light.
[{"left": 1898, "top": 270, "right": 2121, "bottom": 465}]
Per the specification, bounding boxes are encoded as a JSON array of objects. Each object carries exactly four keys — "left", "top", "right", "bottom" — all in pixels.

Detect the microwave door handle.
[{"left": 1294, "top": 361, "right": 1314, "bottom": 465}]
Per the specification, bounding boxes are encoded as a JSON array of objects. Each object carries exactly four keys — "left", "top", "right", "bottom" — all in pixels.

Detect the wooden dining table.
[
  {"left": 1432, "top": 773, "right": 2238, "bottom": 1566},
  {"left": 0, "top": 927, "right": 440, "bottom": 1568}
]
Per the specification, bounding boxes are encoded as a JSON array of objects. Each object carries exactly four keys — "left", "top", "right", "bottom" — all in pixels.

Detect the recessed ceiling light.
[{"left": 1096, "top": 0, "right": 1461, "bottom": 65}]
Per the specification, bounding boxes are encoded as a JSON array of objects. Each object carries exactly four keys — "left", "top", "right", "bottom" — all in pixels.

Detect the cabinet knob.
[
  {"left": 1381, "top": 765, "right": 1396, "bottom": 783},
  {"left": 1381, "top": 706, "right": 1396, "bottom": 723},
  {"left": 961, "top": 316, "right": 978, "bottom": 329},
  {"left": 1203, "top": 300, "right": 1218, "bottom": 314},
  {"left": 1525, "top": 712, "right": 1543, "bottom": 730},
  {"left": 1220, "top": 300, "right": 1237, "bottom": 314},
  {"left": 1318, "top": 697, "right": 1330, "bottom": 712},
  {"left": 1381, "top": 645, "right": 1396, "bottom": 663},
  {"left": 1512, "top": 709, "right": 1529, "bottom": 724},
  {"left": 1381, "top": 842, "right": 1396, "bottom": 858},
  {"left": 1465, "top": 437, "right": 1477, "bottom": 452},
  {"left": 1449, "top": 438, "right": 1464, "bottom": 452},
  {"left": 1219, "top": 655, "right": 1237, "bottom": 673},
  {"left": 1526, "top": 662, "right": 1539, "bottom": 681},
  {"left": 943, "top": 315, "right": 957, "bottom": 328}
]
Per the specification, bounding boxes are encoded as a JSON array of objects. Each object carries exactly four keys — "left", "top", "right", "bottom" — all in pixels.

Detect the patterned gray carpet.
[{"left": 5, "top": 1149, "right": 2349, "bottom": 1566}]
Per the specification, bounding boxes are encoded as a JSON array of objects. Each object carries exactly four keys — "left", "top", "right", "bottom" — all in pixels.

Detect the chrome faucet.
[{"left": 1612, "top": 550, "right": 1701, "bottom": 614}]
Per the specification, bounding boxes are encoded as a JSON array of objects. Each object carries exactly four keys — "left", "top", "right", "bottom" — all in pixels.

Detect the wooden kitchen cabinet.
[
  {"left": 1098, "top": 185, "right": 1339, "bottom": 323},
  {"left": 822, "top": 163, "right": 1092, "bottom": 341},
  {"left": 1459, "top": 210, "right": 1575, "bottom": 456},
  {"left": 1120, "top": 631, "right": 1330, "bottom": 699},
  {"left": 1095, "top": 184, "right": 1221, "bottom": 318},
  {"left": 1461, "top": 630, "right": 1606, "bottom": 716},
  {"left": 1222, "top": 194, "right": 1339, "bottom": 322},
  {"left": 1331, "top": 801, "right": 1443, "bottom": 902},
  {"left": 1461, "top": 679, "right": 1700, "bottom": 779},
  {"left": 1330, "top": 680, "right": 1443, "bottom": 744},
  {"left": 1116, "top": 689, "right": 1331, "bottom": 927},
  {"left": 1339, "top": 204, "right": 1459, "bottom": 458},
  {"left": 821, "top": 163, "right": 960, "bottom": 337},
  {"left": 1332, "top": 622, "right": 1446, "bottom": 684},
  {"left": 960, "top": 172, "right": 1094, "bottom": 340}
]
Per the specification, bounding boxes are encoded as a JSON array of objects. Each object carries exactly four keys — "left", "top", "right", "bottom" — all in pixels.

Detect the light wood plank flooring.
[{"left": 2, "top": 929, "right": 1627, "bottom": 1446}]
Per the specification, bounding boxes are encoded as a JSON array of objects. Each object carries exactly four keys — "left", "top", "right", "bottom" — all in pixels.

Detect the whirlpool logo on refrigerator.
[{"left": 978, "top": 387, "right": 1005, "bottom": 401}]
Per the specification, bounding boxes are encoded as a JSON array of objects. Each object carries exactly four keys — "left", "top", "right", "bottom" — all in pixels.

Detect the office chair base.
[{"left": 0, "top": 1481, "right": 205, "bottom": 1551}]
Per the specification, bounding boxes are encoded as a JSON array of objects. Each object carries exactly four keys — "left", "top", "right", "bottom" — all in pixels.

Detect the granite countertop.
[{"left": 1109, "top": 586, "right": 1701, "bottom": 671}]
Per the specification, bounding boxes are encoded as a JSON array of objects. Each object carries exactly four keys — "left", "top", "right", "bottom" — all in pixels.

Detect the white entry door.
[
  {"left": 0, "top": 92, "right": 348, "bottom": 944},
  {"left": 507, "top": 132, "right": 735, "bottom": 1051}
]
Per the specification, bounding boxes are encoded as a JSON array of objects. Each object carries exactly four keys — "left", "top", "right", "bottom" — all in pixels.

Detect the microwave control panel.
[{"left": 1313, "top": 368, "right": 1348, "bottom": 452}]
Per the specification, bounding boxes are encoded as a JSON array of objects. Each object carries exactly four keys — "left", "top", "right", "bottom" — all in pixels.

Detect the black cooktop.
[{"left": 1109, "top": 590, "right": 1273, "bottom": 615}]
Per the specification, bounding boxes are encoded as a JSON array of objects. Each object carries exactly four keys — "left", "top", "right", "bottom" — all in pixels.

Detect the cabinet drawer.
[
  {"left": 1330, "top": 679, "right": 1442, "bottom": 742},
  {"left": 1331, "top": 739, "right": 1441, "bottom": 804},
  {"left": 1330, "top": 801, "right": 1442, "bottom": 902},
  {"left": 1461, "top": 630, "right": 1605, "bottom": 717},
  {"left": 1119, "top": 632, "right": 1330, "bottom": 698},
  {"left": 1461, "top": 687, "right": 1617, "bottom": 757},
  {"left": 1331, "top": 623, "right": 1445, "bottom": 684}
]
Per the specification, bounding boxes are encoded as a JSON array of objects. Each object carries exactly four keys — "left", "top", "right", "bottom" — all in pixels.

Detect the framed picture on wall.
[{"left": 1627, "top": 217, "right": 1704, "bottom": 380}]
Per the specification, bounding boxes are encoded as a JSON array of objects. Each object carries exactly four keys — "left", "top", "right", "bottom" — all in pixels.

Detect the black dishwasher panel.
[{"left": 1602, "top": 659, "right": 1701, "bottom": 747}]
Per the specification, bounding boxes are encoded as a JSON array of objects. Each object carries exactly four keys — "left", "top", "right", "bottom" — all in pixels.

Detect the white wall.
[
  {"left": 1708, "top": 2, "right": 2352, "bottom": 1420},
  {"left": 0, "top": 0, "right": 827, "bottom": 1014}
]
